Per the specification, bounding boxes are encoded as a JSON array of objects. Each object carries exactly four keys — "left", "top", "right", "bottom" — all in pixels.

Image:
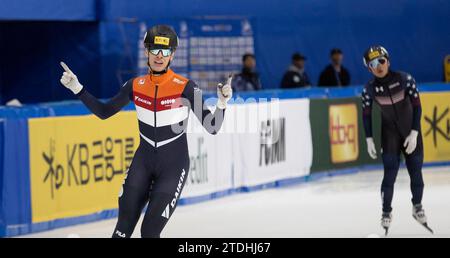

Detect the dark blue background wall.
[
  {"left": 0, "top": 0, "right": 449, "bottom": 103},
  {"left": 0, "top": 22, "right": 101, "bottom": 103}
]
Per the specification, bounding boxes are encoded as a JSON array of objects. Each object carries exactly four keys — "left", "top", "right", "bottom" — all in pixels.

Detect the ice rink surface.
[{"left": 19, "top": 166, "right": 450, "bottom": 238}]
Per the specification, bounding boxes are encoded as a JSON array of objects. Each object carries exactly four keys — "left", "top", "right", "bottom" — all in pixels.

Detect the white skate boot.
[
  {"left": 381, "top": 212, "right": 392, "bottom": 236},
  {"left": 412, "top": 204, "right": 433, "bottom": 234}
]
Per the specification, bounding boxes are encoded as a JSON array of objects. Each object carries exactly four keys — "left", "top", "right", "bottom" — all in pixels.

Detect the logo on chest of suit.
[
  {"left": 388, "top": 82, "right": 400, "bottom": 89},
  {"left": 135, "top": 96, "right": 151, "bottom": 106},
  {"left": 161, "top": 98, "right": 177, "bottom": 106},
  {"left": 375, "top": 86, "right": 384, "bottom": 93},
  {"left": 138, "top": 79, "right": 145, "bottom": 85},
  {"left": 173, "top": 78, "right": 186, "bottom": 85}
]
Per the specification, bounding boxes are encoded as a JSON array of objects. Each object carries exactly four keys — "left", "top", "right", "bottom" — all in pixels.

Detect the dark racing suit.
[
  {"left": 76, "top": 69, "right": 225, "bottom": 237},
  {"left": 361, "top": 70, "right": 424, "bottom": 213}
]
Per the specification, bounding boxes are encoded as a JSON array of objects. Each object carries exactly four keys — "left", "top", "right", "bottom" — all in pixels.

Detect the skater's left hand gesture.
[
  {"left": 404, "top": 130, "right": 419, "bottom": 154},
  {"left": 59, "top": 62, "right": 84, "bottom": 94},
  {"left": 216, "top": 75, "right": 233, "bottom": 109}
]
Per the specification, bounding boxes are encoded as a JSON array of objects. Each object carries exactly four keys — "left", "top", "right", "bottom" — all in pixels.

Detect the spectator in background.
[
  {"left": 232, "top": 53, "right": 262, "bottom": 91},
  {"left": 281, "top": 53, "right": 311, "bottom": 88},
  {"left": 318, "top": 48, "right": 351, "bottom": 87}
]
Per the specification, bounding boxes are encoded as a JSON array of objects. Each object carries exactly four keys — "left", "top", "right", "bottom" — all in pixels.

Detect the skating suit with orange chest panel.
[
  {"left": 131, "top": 69, "right": 223, "bottom": 148},
  {"left": 76, "top": 69, "right": 224, "bottom": 148}
]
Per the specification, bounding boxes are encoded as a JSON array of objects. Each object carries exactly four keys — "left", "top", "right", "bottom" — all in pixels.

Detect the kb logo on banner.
[
  {"left": 28, "top": 113, "right": 140, "bottom": 223},
  {"left": 424, "top": 106, "right": 450, "bottom": 147},
  {"left": 42, "top": 137, "right": 135, "bottom": 199},
  {"left": 259, "top": 118, "right": 286, "bottom": 166},
  {"left": 329, "top": 104, "right": 359, "bottom": 164}
]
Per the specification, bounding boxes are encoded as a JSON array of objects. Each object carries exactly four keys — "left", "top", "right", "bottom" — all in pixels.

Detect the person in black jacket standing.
[
  {"left": 361, "top": 45, "right": 432, "bottom": 235},
  {"left": 232, "top": 53, "right": 262, "bottom": 92},
  {"left": 318, "top": 48, "right": 351, "bottom": 87},
  {"left": 280, "top": 53, "right": 311, "bottom": 88}
]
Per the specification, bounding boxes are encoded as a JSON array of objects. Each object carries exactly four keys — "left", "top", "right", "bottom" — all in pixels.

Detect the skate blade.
[
  {"left": 413, "top": 215, "right": 434, "bottom": 234},
  {"left": 383, "top": 227, "right": 389, "bottom": 236},
  {"left": 421, "top": 223, "right": 434, "bottom": 234}
]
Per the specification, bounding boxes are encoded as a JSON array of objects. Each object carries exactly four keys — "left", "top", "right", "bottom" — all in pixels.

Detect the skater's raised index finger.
[{"left": 60, "top": 62, "right": 72, "bottom": 73}]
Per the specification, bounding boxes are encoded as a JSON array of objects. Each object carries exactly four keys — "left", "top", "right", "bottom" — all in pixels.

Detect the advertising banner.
[
  {"left": 420, "top": 92, "right": 450, "bottom": 162},
  {"left": 28, "top": 112, "right": 139, "bottom": 223},
  {"left": 310, "top": 98, "right": 381, "bottom": 173},
  {"left": 230, "top": 99, "right": 313, "bottom": 187}
]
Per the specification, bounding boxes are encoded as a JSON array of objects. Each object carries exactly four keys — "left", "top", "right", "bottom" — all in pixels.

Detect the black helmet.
[
  {"left": 144, "top": 25, "right": 178, "bottom": 50},
  {"left": 363, "top": 45, "right": 389, "bottom": 67}
]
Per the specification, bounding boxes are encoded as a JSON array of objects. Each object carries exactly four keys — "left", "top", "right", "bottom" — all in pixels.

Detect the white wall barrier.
[{"left": 182, "top": 98, "right": 312, "bottom": 201}]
